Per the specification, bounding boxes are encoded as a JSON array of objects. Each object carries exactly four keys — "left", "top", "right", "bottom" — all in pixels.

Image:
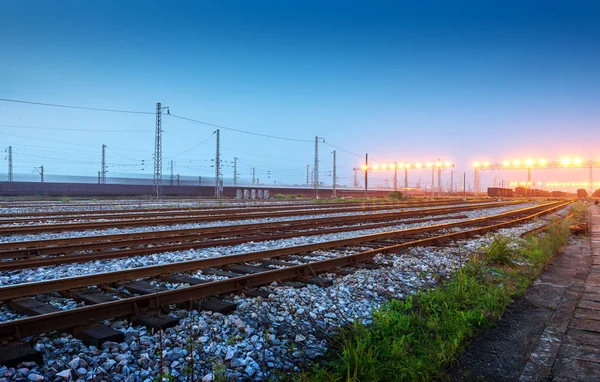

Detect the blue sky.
[{"left": 1, "top": 0, "right": 599, "bottom": 189}]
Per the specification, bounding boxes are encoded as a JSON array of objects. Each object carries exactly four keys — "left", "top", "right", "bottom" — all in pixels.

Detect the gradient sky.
[{"left": 1, "top": 0, "right": 599, "bottom": 190}]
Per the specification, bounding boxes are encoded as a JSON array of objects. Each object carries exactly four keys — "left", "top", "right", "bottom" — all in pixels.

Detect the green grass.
[{"left": 299, "top": 210, "right": 580, "bottom": 382}]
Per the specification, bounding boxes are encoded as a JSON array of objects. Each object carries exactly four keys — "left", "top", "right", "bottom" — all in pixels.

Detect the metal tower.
[
  {"left": 233, "top": 157, "right": 238, "bottom": 185},
  {"left": 7, "top": 146, "right": 13, "bottom": 182},
  {"left": 100, "top": 144, "right": 107, "bottom": 184},
  {"left": 215, "top": 129, "right": 221, "bottom": 198},
  {"left": 364, "top": 153, "right": 368, "bottom": 201},
  {"left": 314, "top": 136, "right": 319, "bottom": 198},
  {"left": 306, "top": 165, "right": 310, "bottom": 185},
  {"left": 153, "top": 102, "right": 164, "bottom": 199},
  {"left": 170, "top": 160, "right": 174, "bottom": 186},
  {"left": 34, "top": 166, "right": 44, "bottom": 182},
  {"left": 393, "top": 161, "right": 397, "bottom": 191},
  {"left": 332, "top": 150, "right": 337, "bottom": 198}
]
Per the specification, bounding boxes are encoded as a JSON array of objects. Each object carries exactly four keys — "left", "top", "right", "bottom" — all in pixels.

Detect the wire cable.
[
  {"left": 0, "top": 124, "right": 149, "bottom": 133},
  {"left": 0, "top": 98, "right": 154, "bottom": 115},
  {"left": 168, "top": 113, "right": 313, "bottom": 143}
]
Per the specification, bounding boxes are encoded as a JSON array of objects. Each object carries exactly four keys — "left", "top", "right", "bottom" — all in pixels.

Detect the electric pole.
[
  {"left": 450, "top": 170, "right": 454, "bottom": 196},
  {"left": 404, "top": 163, "right": 409, "bottom": 193},
  {"left": 215, "top": 129, "right": 221, "bottom": 198},
  {"left": 252, "top": 167, "right": 256, "bottom": 185},
  {"left": 353, "top": 169, "right": 358, "bottom": 188},
  {"left": 393, "top": 161, "right": 397, "bottom": 191},
  {"left": 35, "top": 166, "right": 44, "bottom": 183},
  {"left": 100, "top": 144, "right": 107, "bottom": 184},
  {"left": 153, "top": 102, "right": 169, "bottom": 200},
  {"left": 6, "top": 146, "right": 13, "bottom": 182},
  {"left": 306, "top": 165, "right": 310, "bottom": 186},
  {"left": 233, "top": 157, "right": 238, "bottom": 185},
  {"left": 170, "top": 160, "right": 174, "bottom": 186},
  {"left": 437, "top": 159, "right": 442, "bottom": 196},
  {"left": 364, "top": 153, "right": 368, "bottom": 201},
  {"left": 177, "top": 174, "right": 180, "bottom": 186},
  {"left": 332, "top": 150, "right": 337, "bottom": 198},
  {"left": 314, "top": 136, "right": 319, "bottom": 198},
  {"left": 431, "top": 167, "right": 435, "bottom": 200}
]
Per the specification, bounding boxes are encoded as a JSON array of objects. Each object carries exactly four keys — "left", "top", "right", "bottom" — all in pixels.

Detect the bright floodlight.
[
  {"left": 573, "top": 158, "right": 582, "bottom": 165},
  {"left": 473, "top": 161, "right": 480, "bottom": 168},
  {"left": 426, "top": 162, "right": 433, "bottom": 168},
  {"left": 561, "top": 158, "right": 570, "bottom": 166},
  {"left": 373, "top": 164, "right": 380, "bottom": 170},
  {"left": 503, "top": 160, "right": 510, "bottom": 166},
  {"left": 483, "top": 161, "right": 490, "bottom": 167},
  {"left": 539, "top": 159, "right": 547, "bottom": 166},
  {"left": 389, "top": 163, "right": 395, "bottom": 169},
  {"left": 415, "top": 162, "right": 422, "bottom": 168},
  {"left": 381, "top": 164, "right": 387, "bottom": 170},
  {"left": 361, "top": 164, "right": 368, "bottom": 170},
  {"left": 405, "top": 163, "right": 411, "bottom": 169},
  {"left": 537, "top": 181, "right": 542, "bottom": 186},
  {"left": 444, "top": 161, "right": 451, "bottom": 167},
  {"left": 525, "top": 159, "right": 534, "bottom": 166},
  {"left": 513, "top": 160, "right": 520, "bottom": 166}
]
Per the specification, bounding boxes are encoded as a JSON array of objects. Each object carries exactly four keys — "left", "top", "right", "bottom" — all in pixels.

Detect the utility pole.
[
  {"left": 100, "top": 144, "right": 106, "bottom": 184},
  {"left": 404, "top": 163, "right": 409, "bottom": 193},
  {"left": 306, "top": 165, "right": 310, "bottom": 186},
  {"left": 364, "top": 153, "right": 368, "bottom": 201},
  {"left": 393, "top": 161, "right": 398, "bottom": 191},
  {"left": 332, "top": 150, "right": 337, "bottom": 198},
  {"left": 6, "top": 146, "right": 13, "bottom": 182},
  {"left": 233, "top": 157, "right": 238, "bottom": 185},
  {"left": 314, "top": 136, "right": 319, "bottom": 198},
  {"left": 463, "top": 173, "right": 466, "bottom": 200},
  {"left": 437, "top": 159, "right": 442, "bottom": 196},
  {"left": 474, "top": 168, "right": 478, "bottom": 196},
  {"left": 153, "top": 102, "right": 168, "bottom": 200},
  {"left": 170, "top": 160, "right": 174, "bottom": 186},
  {"left": 176, "top": 174, "right": 180, "bottom": 186},
  {"left": 353, "top": 169, "right": 358, "bottom": 188},
  {"left": 215, "top": 129, "right": 221, "bottom": 198},
  {"left": 252, "top": 167, "right": 256, "bottom": 185},
  {"left": 35, "top": 166, "right": 44, "bottom": 183},
  {"left": 198, "top": 176, "right": 202, "bottom": 185},
  {"left": 450, "top": 170, "right": 454, "bottom": 196},
  {"left": 431, "top": 167, "right": 435, "bottom": 200},
  {"left": 97, "top": 171, "right": 101, "bottom": 184}
]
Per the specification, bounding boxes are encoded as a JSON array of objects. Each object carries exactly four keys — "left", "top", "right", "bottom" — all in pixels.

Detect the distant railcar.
[{"left": 487, "top": 187, "right": 513, "bottom": 197}]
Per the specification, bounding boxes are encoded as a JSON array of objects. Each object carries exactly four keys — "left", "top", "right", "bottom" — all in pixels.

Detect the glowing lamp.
[
  {"left": 573, "top": 158, "right": 582, "bottom": 165},
  {"left": 561, "top": 158, "right": 570, "bottom": 166},
  {"left": 405, "top": 163, "right": 411, "bottom": 169},
  {"left": 426, "top": 162, "right": 433, "bottom": 168},
  {"left": 361, "top": 165, "right": 368, "bottom": 170},
  {"left": 373, "top": 164, "right": 380, "bottom": 170},
  {"left": 444, "top": 161, "right": 451, "bottom": 167},
  {"left": 473, "top": 161, "right": 480, "bottom": 168},
  {"left": 513, "top": 160, "right": 521, "bottom": 166},
  {"left": 483, "top": 161, "right": 490, "bottom": 167},
  {"left": 389, "top": 163, "right": 395, "bottom": 169},
  {"left": 503, "top": 160, "right": 510, "bottom": 167},
  {"left": 381, "top": 164, "right": 387, "bottom": 170},
  {"left": 415, "top": 162, "right": 422, "bottom": 168},
  {"left": 539, "top": 159, "right": 547, "bottom": 166},
  {"left": 525, "top": 159, "right": 534, "bottom": 167}
]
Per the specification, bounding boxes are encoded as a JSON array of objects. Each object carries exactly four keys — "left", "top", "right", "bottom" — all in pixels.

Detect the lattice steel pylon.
[
  {"left": 153, "top": 102, "right": 169, "bottom": 199},
  {"left": 7, "top": 146, "right": 13, "bottom": 182},
  {"left": 100, "top": 144, "right": 107, "bottom": 184},
  {"left": 314, "top": 136, "right": 319, "bottom": 198}
]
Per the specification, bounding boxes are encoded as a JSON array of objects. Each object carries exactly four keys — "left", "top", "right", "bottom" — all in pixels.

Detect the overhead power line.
[
  {"left": 168, "top": 113, "right": 313, "bottom": 143},
  {"left": 0, "top": 124, "right": 149, "bottom": 133},
  {"left": 0, "top": 98, "right": 154, "bottom": 115}
]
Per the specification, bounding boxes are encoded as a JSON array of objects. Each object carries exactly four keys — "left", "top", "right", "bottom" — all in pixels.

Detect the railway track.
[
  {"left": 0, "top": 202, "right": 524, "bottom": 269},
  {"left": 0, "top": 201, "right": 518, "bottom": 235},
  {"left": 0, "top": 199, "right": 493, "bottom": 226},
  {"left": 0, "top": 199, "right": 485, "bottom": 220},
  {"left": 0, "top": 200, "right": 569, "bottom": 341}
]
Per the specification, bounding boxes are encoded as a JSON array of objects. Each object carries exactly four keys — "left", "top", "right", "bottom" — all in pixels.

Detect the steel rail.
[
  {"left": 0, "top": 201, "right": 521, "bottom": 255},
  {"left": 0, "top": 201, "right": 570, "bottom": 341},
  {"left": 0, "top": 201, "right": 521, "bottom": 237},
  {"left": 0, "top": 202, "right": 568, "bottom": 301},
  {"left": 0, "top": 214, "right": 469, "bottom": 271},
  {"left": 0, "top": 199, "right": 483, "bottom": 220}
]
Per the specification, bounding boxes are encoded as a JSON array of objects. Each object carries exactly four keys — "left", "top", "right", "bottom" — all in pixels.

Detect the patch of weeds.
[{"left": 300, "top": 214, "right": 578, "bottom": 381}]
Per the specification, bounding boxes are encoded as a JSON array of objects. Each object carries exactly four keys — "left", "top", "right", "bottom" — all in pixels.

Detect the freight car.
[{"left": 487, "top": 187, "right": 513, "bottom": 197}]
